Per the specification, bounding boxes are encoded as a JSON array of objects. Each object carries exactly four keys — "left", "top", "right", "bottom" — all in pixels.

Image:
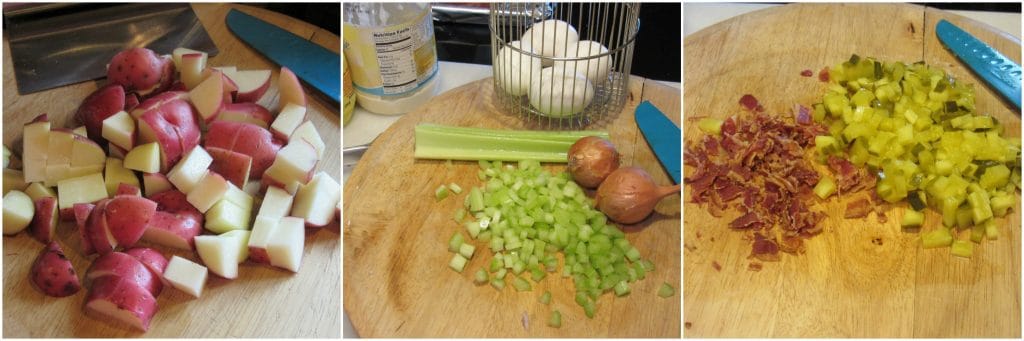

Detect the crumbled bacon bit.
[
  {"left": 685, "top": 99, "right": 829, "bottom": 261},
  {"left": 696, "top": 231, "right": 702, "bottom": 239},
  {"left": 818, "top": 67, "right": 830, "bottom": 82},
  {"left": 844, "top": 198, "right": 873, "bottom": 218},
  {"left": 800, "top": 69, "right": 813, "bottom": 77},
  {"left": 748, "top": 262, "right": 763, "bottom": 271},
  {"left": 711, "top": 261, "right": 722, "bottom": 271},
  {"left": 685, "top": 322, "right": 693, "bottom": 329}
]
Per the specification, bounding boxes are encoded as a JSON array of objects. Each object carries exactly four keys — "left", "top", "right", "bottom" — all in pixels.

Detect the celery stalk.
[{"left": 414, "top": 124, "right": 609, "bottom": 162}]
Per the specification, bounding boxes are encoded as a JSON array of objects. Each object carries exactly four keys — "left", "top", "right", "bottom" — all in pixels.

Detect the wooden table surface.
[
  {"left": 344, "top": 77, "right": 681, "bottom": 337},
  {"left": 683, "top": 3, "right": 1021, "bottom": 338},
  {"left": 2, "top": 4, "right": 340, "bottom": 338}
]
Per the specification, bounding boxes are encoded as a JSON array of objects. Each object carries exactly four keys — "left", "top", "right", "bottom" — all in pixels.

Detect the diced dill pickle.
[
  {"left": 922, "top": 227, "right": 953, "bottom": 248},
  {"left": 901, "top": 209, "right": 924, "bottom": 227},
  {"left": 950, "top": 239, "right": 974, "bottom": 258},
  {"left": 813, "top": 175, "right": 836, "bottom": 199},
  {"left": 698, "top": 118, "right": 724, "bottom": 136}
]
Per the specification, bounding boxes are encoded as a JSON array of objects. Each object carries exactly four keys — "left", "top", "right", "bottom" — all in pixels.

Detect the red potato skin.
[
  {"left": 104, "top": 196, "right": 157, "bottom": 247},
  {"left": 124, "top": 93, "right": 141, "bottom": 112},
  {"left": 123, "top": 247, "right": 168, "bottom": 278},
  {"left": 75, "top": 84, "right": 126, "bottom": 142},
  {"left": 74, "top": 203, "right": 96, "bottom": 255},
  {"left": 133, "top": 91, "right": 201, "bottom": 170},
  {"left": 31, "top": 241, "right": 82, "bottom": 297},
  {"left": 87, "top": 199, "right": 117, "bottom": 255},
  {"left": 216, "top": 102, "right": 273, "bottom": 128},
  {"left": 116, "top": 183, "right": 142, "bottom": 197},
  {"left": 30, "top": 197, "right": 58, "bottom": 244},
  {"left": 148, "top": 190, "right": 202, "bottom": 221},
  {"left": 141, "top": 211, "right": 202, "bottom": 250},
  {"left": 207, "top": 146, "right": 253, "bottom": 188},
  {"left": 85, "top": 276, "right": 158, "bottom": 332},
  {"left": 107, "top": 48, "right": 165, "bottom": 94},
  {"left": 248, "top": 247, "right": 270, "bottom": 264},
  {"left": 86, "top": 252, "right": 162, "bottom": 296},
  {"left": 205, "top": 121, "right": 284, "bottom": 178}
]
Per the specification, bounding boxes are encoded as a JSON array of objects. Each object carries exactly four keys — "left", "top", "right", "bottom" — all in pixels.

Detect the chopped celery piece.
[
  {"left": 657, "top": 283, "right": 675, "bottom": 298},
  {"left": 490, "top": 277, "right": 506, "bottom": 291},
  {"left": 531, "top": 268, "right": 547, "bottom": 282},
  {"left": 459, "top": 243, "right": 476, "bottom": 259},
  {"left": 454, "top": 207, "right": 466, "bottom": 223},
  {"left": 449, "top": 254, "right": 468, "bottom": 273},
  {"left": 474, "top": 269, "right": 489, "bottom": 284},
  {"left": 448, "top": 182, "right": 463, "bottom": 194},
  {"left": 539, "top": 291, "right": 552, "bottom": 305},
  {"left": 489, "top": 257, "right": 502, "bottom": 272},
  {"left": 613, "top": 281, "right": 631, "bottom": 296},
  {"left": 512, "top": 276, "right": 532, "bottom": 291},
  {"left": 548, "top": 310, "right": 562, "bottom": 328},
  {"left": 638, "top": 259, "right": 655, "bottom": 272},
  {"left": 698, "top": 118, "right": 724, "bottom": 135},
  {"left": 414, "top": 124, "right": 609, "bottom": 162},
  {"left": 435, "top": 185, "right": 449, "bottom": 201},
  {"left": 468, "top": 187, "right": 484, "bottom": 212},
  {"left": 901, "top": 209, "right": 924, "bottom": 227},
  {"left": 951, "top": 240, "right": 974, "bottom": 258},
  {"left": 813, "top": 175, "right": 836, "bottom": 199},
  {"left": 448, "top": 232, "right": 464, "bottom": 253},
  {"left": 921, "top": 227, "right": 953, "bottom": 248}
]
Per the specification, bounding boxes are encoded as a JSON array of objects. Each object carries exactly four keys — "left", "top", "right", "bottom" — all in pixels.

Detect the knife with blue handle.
[
  {"left": 936, "top": 19, "right": 1021, "bottom": 110},
  {"left": 226, "top": 9, "right": 340, "bottom": 103},
  {"left": 634, "top": 101, "right": 681, "bottom": 184}
]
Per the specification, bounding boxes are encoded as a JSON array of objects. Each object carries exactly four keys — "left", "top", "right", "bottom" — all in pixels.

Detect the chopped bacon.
[
  {"left": 738, "top": 94, "right": 760, "bottom": 111},
  {"left": 818, "top": 67, "right": 830, "bottom": 82},
  {"left": 711, "top": 261, "right": 722, "bottom": 271},
  {"left": 800, "top": 69, "right": 813, "bottom": 77},
  {"left": 685, "top": 97, "right": 837, "bottom": 263},
  {"left": 844, "top": 198, "right": 872, "bottom": 218}
]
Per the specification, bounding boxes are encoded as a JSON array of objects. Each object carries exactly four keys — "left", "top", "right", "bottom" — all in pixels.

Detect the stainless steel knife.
[
  {"left": 634, "top": 101, "right": 681, "bottom": 184},
  {"left": 936, "top": 19, "right": 1021, "bottom": 110},
  {"left": 226, "top": 9, "right": 341, "bottom": 103}
]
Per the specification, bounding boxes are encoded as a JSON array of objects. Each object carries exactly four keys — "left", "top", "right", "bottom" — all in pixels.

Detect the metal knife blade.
[
  {"left": 634, "top": 101, "right": 681, "bottom": 184},
  {"left": 226, "top": 9, "right": 341, "bottom": 103},
  {"left": 936, "top": 19, "right": 1022, "bottom": 110}
]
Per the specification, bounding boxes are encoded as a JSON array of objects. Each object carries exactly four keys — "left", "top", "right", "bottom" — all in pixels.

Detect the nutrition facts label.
[{"left": 372, "top": 27, "right": 420, "bottom": 95}]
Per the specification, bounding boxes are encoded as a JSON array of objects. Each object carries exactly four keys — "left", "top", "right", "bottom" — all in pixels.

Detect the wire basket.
[{"left": 490, "top": 2, "right": 640, "bottom": 129}]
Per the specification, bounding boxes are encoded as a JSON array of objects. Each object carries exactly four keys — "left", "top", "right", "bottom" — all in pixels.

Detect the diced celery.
[
  {"left": 901, "top": 209, "right": 924, "bottom": 227},
  {"left": 449, "top": 254, "right": 468, "bottom": 273},
  {"left": 613, "top": 281, "right": 631, "bottom": 296},
  {"left": 638, "top": 259, "right": 655, "bottom": 272},
  {"left": 474, "top": 268, "right": 489, "bottom": 284},
  {"left": 435, "top": 185, "right": 449, "bottom": 201},
  {"left": 490, "top": 277, "right": 506, "bottom": 291},
  {"left": 539, "top": 291, "right": 552, "bottom": 305},
  {"left": 449, "top": 232, "right": 464, "bottom": 253},
  {"left": 459, "top": 243, "right": 476, "bottom": 259},
  {"left": 548, "top": 310, "right": 562, "bottom": 328},
  {"left": 454, "top": 207, "right": 466, "bottom": 223},
  {"left": 512, "top": 276, "right": 532, "bottom": 291},
  {"left": 489, "top": 257, "right": 502, "bottom": 272},
  {"left": 657, "top": 283, "right": 675, "bottom": 298},
  {"left": 950, "top": 239, "right": 974, "bottom": 258},
  {"left": 448, "top": 182, "right": 463, "bottom": 194},
  {"left": 469, "top": 187, "right": 484, "bottom": 212}
]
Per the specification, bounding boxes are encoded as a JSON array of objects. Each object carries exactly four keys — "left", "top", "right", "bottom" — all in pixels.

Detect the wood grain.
[
  {"left": 343, "top": 77, "right": 681, "bottom": 337},
  {"left": 2, "top": 4, "right": 340, "bottom": 338},
  {"left": 683, "top": 3, "right": 1020, "bottom": 338}
]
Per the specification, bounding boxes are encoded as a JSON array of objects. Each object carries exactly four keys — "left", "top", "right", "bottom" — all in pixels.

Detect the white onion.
[
  {"left": 520, "top": 20, "right": 579, "bottom": 66},
  {"left": 528, "top": 66, "right": 595, "bottom": 118},
  {"left": 494, "top": 41, "right": 542, "bottom": 96},
  {"left": 553, "top": 40, "right": 612, "bottom": 85}
]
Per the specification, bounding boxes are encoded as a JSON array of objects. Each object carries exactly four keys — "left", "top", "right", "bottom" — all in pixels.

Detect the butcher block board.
[
  {"left": 683, "top": 3, "right": 1020, "bottom": 338},
  {"left": 2, "top": 4, "right": 340, "bottom": 338},
  {"left": 344, "top": 77, "right": 681, "bottom": 337}
]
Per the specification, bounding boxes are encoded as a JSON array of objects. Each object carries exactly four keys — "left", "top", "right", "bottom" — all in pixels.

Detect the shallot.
[
  {"left": 595, "top": 167, "right": 680, "bottom": 224},
  {"left": 567, "top": 136, "right": 620, "bottom": 188}
]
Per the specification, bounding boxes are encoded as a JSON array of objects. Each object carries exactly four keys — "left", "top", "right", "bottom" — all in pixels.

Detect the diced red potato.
[
  {"left": 215, "top": 102, "right": 273, "bottom": 128},
  {"left": 133, "top": 92, "right": 201, "bottom": 171},
  {"left": 86, "top": 252, "right": 162, "bottom": 296},
  {"left": 204, "top": 121, "right": 283, "bottom": 178},
  {"left": 148, "top": 190, "right": 202, "bottom": 219},
  {"left": 30, "top": 197, "right": 59, "bottom": 244},
  {"left": 207, "top": 147, "right": 253, "bottom": 188},
  {"left": 106, "top": 48, "right": 166, "bottom": 95},
  {"left": 74, "top": 203, "right": 96, "bottom": 255},
  {"left": 123, "top": 247, "right": 169, "bottom": 280},
  {"left": 124, "top": 93, "right": 141, "bottom": 112},
  {"left": 74, "top": 84, "right": 125, "bottom": 142},
  {"left": 103, "top": 196, "right": 157, "bottom": 247},
  {"left": 85, "top": 276, "right": 158, "bottom": 332},
  {"left": 141, "top": 211, "right": 202, "bottom": 250},
  {"left": 86, "top": 199, "right": 118, "bottom": 255},
  {"left": 116, "top": 183, "right": 142, "bottom": 197},
  {"left": 30, "top": 241, "right": 82, "bottom": 297}
]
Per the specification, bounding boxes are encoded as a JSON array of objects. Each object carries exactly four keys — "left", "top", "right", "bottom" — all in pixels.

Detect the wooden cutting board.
[
  {"left": 683, "top": 3, "right": 1020, "bottom": 338},
  {"left": 344, "top": 77, "right": 681, "bottom": 337},
  {"left": 2, "top": 4, "right": 340, "bottom": 338}
]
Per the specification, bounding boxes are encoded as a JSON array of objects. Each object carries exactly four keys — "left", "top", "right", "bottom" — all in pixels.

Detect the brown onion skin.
[
  {"left": 567, "top": 136, "right": 620, "bottom": 188},
  {"left": 595, "top": 167, "right": 681, "bottom": 224}
]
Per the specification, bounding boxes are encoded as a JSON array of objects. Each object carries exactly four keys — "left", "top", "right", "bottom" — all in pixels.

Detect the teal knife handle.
[{"left": 937, "top": 19, "right": 1021, "bottom": 110}]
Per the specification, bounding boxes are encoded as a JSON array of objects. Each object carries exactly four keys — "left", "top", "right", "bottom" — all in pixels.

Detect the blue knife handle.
[{"left": 936, "top": 19, "right": 1022, "bottom": 110}]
